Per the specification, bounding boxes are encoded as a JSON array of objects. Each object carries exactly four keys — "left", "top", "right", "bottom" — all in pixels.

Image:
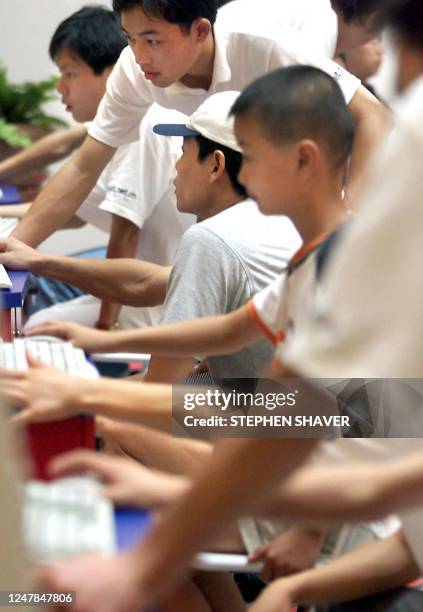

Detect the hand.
[
  {"left": 249, "top": 578, "right": 296, "bottom": 612},
  {"left": 0, "top": 236, "right": 40, "bottom": 270},
  {"left": 0, "top": 351, "right": 87, "bottom": 424},
  {"left": 26, "top": 320, "right": 111, "bottom": 353},
  {"left": 49, "top": 449, "right": 188, "bottom": 508},
  {"left": 38, "top": 550, "right": 154, "bottom": 612},
  {"left": 249, "top": 526, "right": 325, "bottom": 581}
]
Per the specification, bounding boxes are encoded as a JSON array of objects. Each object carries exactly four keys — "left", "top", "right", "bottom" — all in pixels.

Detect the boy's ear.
[
  {"left": 193, "top": 18, "right": 212, "bottom": 42},
  {"left": 209, "top": 150, "right": 226, "bottom": 183},
  {"left": 297, "top": 139, "right": 320, "bottom": 172}
]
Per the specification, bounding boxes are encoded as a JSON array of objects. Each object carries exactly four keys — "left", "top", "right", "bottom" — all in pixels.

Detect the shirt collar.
[
  {"left": 166, "top": 23, "right": 232, "bottom": 95},
  {"left": 288, "top": 231, "right": 332, "bottom": 272},
  {"left": 208, "top": 23, "right": 232, "bottom": 91}
]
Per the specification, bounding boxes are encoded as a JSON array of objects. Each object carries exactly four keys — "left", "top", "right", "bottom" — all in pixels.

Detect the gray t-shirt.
[{"left": 161, "top": 199, "right": 301, "bottom": 379}]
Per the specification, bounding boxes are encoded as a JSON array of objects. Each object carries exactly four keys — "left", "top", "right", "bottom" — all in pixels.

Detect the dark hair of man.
[
  {"left": 332, "top": 0, "right": 381, "bottom": 24},
  {"left": 194, "top": 135, "right": 247, "bottom": 198},
  {"left": 230, "top": 66, "right": 355, "bottom": 171},
  {"left": 380, "top": 0, "right": 423, "bottom": 52},
  {"left": 49, "top": 6, "right": 127, "bottom": 75},
  {"left": 112, "top": 0, "right": 218, "bottom": 30}
]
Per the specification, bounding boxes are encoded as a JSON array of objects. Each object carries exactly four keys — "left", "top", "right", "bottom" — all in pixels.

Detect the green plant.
[{"left": 0, "top": 64, "right": 68, "bottom": 148}]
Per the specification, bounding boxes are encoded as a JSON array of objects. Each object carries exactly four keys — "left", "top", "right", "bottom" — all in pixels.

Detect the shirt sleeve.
[
  {"left": 247, "top": 273, "right": 288, "bottom": 344},
  {"left": 267, "top": 26, "right": 360, "bottom": 103},
  {"left": 89, "top": 47, "right": 154, "bottom": 148},
  {"left": 161, "top": 225, "right": 250, "bottom": 324},
  {"left": 101, "top": 106, "right": 185, "bottom": 230},
  {"left": 97, "top": 142, "right": 142, "bottom": 228}
]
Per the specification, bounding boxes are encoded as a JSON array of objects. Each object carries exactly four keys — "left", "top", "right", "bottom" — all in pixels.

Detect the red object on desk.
[{"left": 26, "top": 416, "right": 95, "bottom": 480}]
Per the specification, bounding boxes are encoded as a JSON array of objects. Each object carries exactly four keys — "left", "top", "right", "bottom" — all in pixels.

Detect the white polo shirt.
[
  {"left": 218, "top": 0, "right": 338, "bottom": 58},
  {"left": 88, "top": 21, "right": 359, "bottom": 149},
  {"left": 281, "top": 76, "right": 423, "bottom": 570}
]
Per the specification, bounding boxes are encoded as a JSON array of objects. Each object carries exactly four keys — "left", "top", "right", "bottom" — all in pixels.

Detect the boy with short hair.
[
  {"left": 2, "top": 6, "right": 194, "bottom": 332},
  {"left": 11, "top": 0, "right": 387, "bottom": 249}
]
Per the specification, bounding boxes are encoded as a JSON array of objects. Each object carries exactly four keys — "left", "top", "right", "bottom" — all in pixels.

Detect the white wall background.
[{"left": 0, "top": 0, "right": 110, "bottom": 254}]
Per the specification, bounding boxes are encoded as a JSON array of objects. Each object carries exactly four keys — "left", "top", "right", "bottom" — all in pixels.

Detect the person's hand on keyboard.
[
  {"left": 0, "top": 351, "right": 89, "bottom": 424},
  {"left": 26, "top": 320, "right": 113, "bottom": 353},
  {"left": 0, "top": 236, "right": 41, "bottom": 270},
  {"left": 48, "top": 449, "right": 190, "bottom": 509}
]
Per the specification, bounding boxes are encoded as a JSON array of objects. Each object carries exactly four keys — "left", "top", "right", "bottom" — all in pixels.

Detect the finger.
[
  {"left": 35, "top": 563, "right": 69, "bottom": 593},
  {"left": 25, "top": 349, "right": 46, "bottom": 369},
  {"left": 2, "top": 388, "right": 27, "bottom": 407},
  {"left": 248, "top": 545, "right": 268, "bottom": 562},
  {"left": 49, "top": 449, "right": 113, "bottom": 479},
  {"left": 101, "top": 484, "right": 134, "bottom": 506},
  {"left": 261, "top": 560, "right": 274, "bottom": 583},
  {"left": 26, "top": 322, "right": 67, "bottom": 339},
  {"left": 11, "top": 408, "right": 41, "bottom": 425},
  {"left": 0, "top": 367, "right": 26, "bottom": 380}
]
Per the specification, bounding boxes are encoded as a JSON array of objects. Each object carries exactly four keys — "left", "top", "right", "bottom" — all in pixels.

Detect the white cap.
[{"left": 153, "top": 91, "right": 242, "bottom": 152}]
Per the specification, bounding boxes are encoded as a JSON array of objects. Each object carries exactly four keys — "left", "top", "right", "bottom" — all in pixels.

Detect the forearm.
[
  {"left": 284, "top": 532, "right": 419, "bottom": 606},
  {"left": 137, "top": 471, "right": 191, "bottom": 508},
  {"left": 29, "top": 253, "right": 169, "bottom": 307},
  {"left": 79, "top": 377, "right": 175, "bottom": 431},
  {"left": 0, "top": 203, "right": 31, "bottom": 219},
  {"left": 98, "top": 216, "right": 140, "bottom": 327},
  {"left": 347, "top": 86, "right": 390, "bottom": 204},
  {"left": 260, "top": 453, "right": 423, "bottom": 522},
  {"left": 132, "top": 437, "right": 318, "bottom": 604},
  {"left": 12, "top": 136, "right": 115, "bottom": 247},
  {"left": 0, "top": 125, "right": 86, "bottom": 182},
  {"left": 82, "top": 305, "right": 259, "bottom": 357}
]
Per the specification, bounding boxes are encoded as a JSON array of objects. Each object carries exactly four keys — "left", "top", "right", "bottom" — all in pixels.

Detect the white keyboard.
[
  {"left": 0, "top": 338, "right": 98, "bottom": 378},
  {"left": 0, "top": 216, "right": 19, "bottom": 237},
  {"left": 23, "top": 477, "right": 116, "bottom": 561}
]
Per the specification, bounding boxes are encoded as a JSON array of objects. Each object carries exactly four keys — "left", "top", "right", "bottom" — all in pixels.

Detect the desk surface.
[
  {"left": 0, "top": 185, "right": 21, "bottom": 205},
  {"left": 114, "top": 508, "right": 262, "bottom": 572},
  {"left": 115, "top": 508, "right": 152, "bottom": 551},
  {"left": 0, "top": 270, "right": 28, "bottom": 309}
]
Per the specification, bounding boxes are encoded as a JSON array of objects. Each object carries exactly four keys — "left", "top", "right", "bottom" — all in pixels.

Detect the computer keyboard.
[
  {"left": 22, "top": 477, "right": 116, "bottom": 561},
  {"left": 0, "top": 338, "right": 98, "bottom": 378},
  {"left": 0, "top": 216, "right": 19, "bottom": 237},
  {"left": 0, "top": 263, "right": 12, "bottom": 289}
]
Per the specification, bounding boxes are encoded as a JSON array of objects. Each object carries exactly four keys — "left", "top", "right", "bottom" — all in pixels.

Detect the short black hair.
[
  {"left": 195, "top": 134, "right": 247, "bottom": 197},
  {"left": 332, "top": 0, "right": 381, "bottom": 24},
  {"left": 49, "top": 6, "right": 127, "bottom": 75},
  {"left": 230, "top": 66, "right": 355, "bottom": 171},
  {"left": 380, "top": 0, "right": 423, "bottom": 51},
  {"left": 112, "top": 0, "right": 218, "bottom": 28}
]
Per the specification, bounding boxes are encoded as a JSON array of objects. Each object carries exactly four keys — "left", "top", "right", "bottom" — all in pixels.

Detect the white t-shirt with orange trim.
[{"left": 247, "top": 235, "right": 329, "bottom": 365}]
